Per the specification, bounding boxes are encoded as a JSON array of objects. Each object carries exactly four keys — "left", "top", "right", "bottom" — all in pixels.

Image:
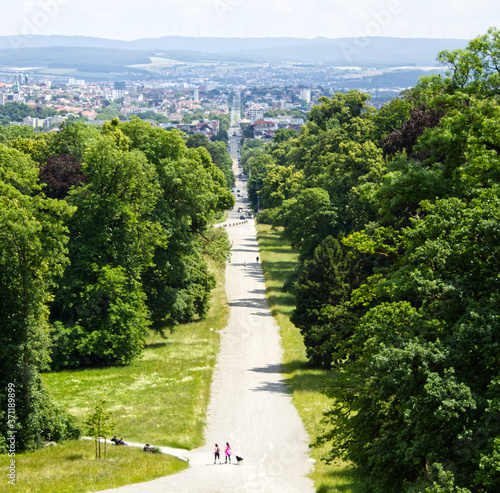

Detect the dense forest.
[
  {"left": 0, "top": 118, "right": 234, "bottom": 452},
  {"left": 245, "top": 28, "right": 500, "bottom": 492}
]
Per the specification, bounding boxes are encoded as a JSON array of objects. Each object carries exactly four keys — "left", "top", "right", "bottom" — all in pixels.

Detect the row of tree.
[
  {"left": 0, "top": 102, "right": 58, "bottom": 126},
  {"left": 0, "top": 117, "right": 234, "bottom": 452},
  {"left": 246, "top": 28, "right": 500, "bottom": 492}
]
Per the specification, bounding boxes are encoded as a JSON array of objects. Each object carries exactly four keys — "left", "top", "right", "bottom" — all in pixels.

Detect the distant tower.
[
  {"left": 299, "top": 89, "right": 311, "bottom": 104},
  {"left": 194, "top": 88, "right": 200, "bottom": 101}
]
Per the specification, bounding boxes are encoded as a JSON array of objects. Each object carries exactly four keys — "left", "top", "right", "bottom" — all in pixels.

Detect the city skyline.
[{"left": 3, "top": 0, "right": 498, "bottom": 42}]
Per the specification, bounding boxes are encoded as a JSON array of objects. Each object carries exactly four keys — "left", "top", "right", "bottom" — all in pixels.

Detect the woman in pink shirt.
[{"left": 225, "top": 442, "right": 231, "bottom": 464}]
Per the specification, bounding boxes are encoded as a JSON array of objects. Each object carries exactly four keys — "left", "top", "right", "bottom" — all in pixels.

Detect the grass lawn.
[
  {"left": 0, "top": 440, "right": 188, "bottom": 493},
  {"left": 256, "top": 223, "right": 364, "bottom": 493},
  {"left": 43, "top": 259, "right": 228, "bottom": 451}
]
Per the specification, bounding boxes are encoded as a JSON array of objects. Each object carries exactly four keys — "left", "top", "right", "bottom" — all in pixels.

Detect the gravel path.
[{"left": 95, "top": 174, "right": 315, "bottom": 493}]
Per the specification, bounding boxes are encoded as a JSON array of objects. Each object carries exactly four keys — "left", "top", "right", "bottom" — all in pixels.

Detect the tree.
[
  {"left": 121, "top": 119, "right": 233, "bottom": 332},
  {"left": 247, "top": 153, "right": 274, "bottom": 211},
  {"left": 85, "top": 401, "right": 115, "bottom": 459},
  {"left": 0, "top": 144, "right": 78, "bottom": 451},
  {"left": 39, "top": 154, "right": 87, "bottom": 199},
  {"left": 274, "top": 188, "right": 337, "bottom": 259},
  {"left": 308, "top": 90, "right": 374, "bottom": 131},
  {"left": 46, "top": 121, "right": 99, "bottom": 163},
  {"left": 185, "top": 133, "right": 234, "bottom": 188},
  {"left": 318, "top": 191, "right": 500, "bottom": 492},
  {"left": 291, "top": 237, "right": 368, "bottom": 367},
  {"left": 267, "top": 29, "right": 500, "bottom": 492},
  {"left": 259, "top": 164, "right": 303, "bottom": 210},
  {"left": 10, "top": 136, "right": 49, "bottom": 164},
  {"left": 50, "top": 136, "right": 160, "bottom": 368},
  {"left": 382, "top": 106, "right": 443, "bottom": 159}
]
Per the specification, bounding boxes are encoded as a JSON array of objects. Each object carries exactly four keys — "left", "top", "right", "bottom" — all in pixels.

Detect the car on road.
[{"left": 240, "top": 215, "right": 246, "bottom": 220}]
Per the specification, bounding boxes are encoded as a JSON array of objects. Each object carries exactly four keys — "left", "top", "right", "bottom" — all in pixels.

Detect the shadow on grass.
[
  {"left": 285, "top": 365, "right": 335, "bottom": 394},
  {"left": 317, "top": 467, "right": 365, "bottom": 493},
  {"left": 64, "top": 454, "right": 85, "bottom": 461},
  {"left": 144, "top": 341, "right": 168, "bottom": 349}
]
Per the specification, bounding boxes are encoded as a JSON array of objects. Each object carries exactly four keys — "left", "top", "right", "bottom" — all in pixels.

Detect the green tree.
[
  {"left": 185, "top": 133, "right": 234, "bottom": 188},
  {"left": 291, "top": 237, "right": 368, "bottom": 367},
  {"left": 275, "top": 188, "right": 337, "bottom": 259},
  {"left": 259, "top": 164, "right": 303, "bottom": 210},
  {"left": 85, "top": 400, "right": 115, "bottom": 459},
  {"left": 0, "top": 144, "right": 77, "bottom": 451},
  {"left": 50, "top": 136, "right": 160, "bottom": 367}
]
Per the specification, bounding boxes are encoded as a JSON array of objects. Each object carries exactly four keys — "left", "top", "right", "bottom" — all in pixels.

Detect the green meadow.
[
  {"left": 0, "top": 440, "right": 187, "bottom": 493},
  {"left": 43, "top": 259, "right": 228, "bottom": 450},
  {"left": 0, "top": 258, "right": 227, "bottom": 493}
]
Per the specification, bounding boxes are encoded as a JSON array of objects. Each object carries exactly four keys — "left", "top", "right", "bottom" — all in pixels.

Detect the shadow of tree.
[
  {"left": 317, "top": 468, "right": 365, "bottom": 493},
  {"left": 144, "top": 342, "right": 168, "bottom": 349}
]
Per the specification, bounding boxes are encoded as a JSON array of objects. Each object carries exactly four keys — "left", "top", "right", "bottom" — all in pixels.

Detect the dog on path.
[{"left": 236, "top": 455, "right": 244, "bottom": 465}]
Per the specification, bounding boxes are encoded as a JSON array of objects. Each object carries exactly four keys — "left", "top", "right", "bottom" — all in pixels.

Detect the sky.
[{"left": 3, "top": 0, "right": 499, "bottom": 41}]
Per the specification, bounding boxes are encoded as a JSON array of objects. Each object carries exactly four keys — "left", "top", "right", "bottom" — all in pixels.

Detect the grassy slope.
[
  {"left": 256, "top": 224, "right": 363, "bottom": 493},
  {"left": 0, "top": 440, "right": 188, "bottom": 493},
  {"left": 43, "top": 258, "right": 228, "bottom": 450},
  {"left": 1, "top": 258, "right": 229, "bottom": 493}
]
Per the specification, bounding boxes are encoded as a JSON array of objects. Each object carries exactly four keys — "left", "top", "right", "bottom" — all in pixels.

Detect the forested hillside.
[
  {"left": 0, "top": 118, "right": 234, "bottom": 453},
  {"left": 246, "top": 28, "right": 500, "bottom": 492}
]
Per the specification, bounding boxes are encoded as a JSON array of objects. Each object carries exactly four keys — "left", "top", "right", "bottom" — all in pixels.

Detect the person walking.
[
  {"left": 214, "top": 443, "right": 221, "bottom": 464},
  {"left": 256, "top": 256, "right": 259, "bottom": 262},
  {"left": 225, "top": 442, "right": 232, "bottom": 464}
]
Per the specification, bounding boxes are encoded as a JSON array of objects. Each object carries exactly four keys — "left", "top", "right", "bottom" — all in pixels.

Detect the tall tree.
[
  {"left": 0, "top": 144, "right": 78, "bottom": 450},
  {"left": 50, "top": 136, "right": 160, "bottom": 367}
]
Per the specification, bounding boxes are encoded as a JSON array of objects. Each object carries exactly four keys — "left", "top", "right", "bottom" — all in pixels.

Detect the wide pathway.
[{"left": 96, "top": 159, "right": 314, "bottom": 493}]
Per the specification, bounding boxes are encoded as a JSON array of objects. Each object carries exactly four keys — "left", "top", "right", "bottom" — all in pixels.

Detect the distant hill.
[
  {"left": 0, "top": 47, "right": 152, "bottom": 77},
  {"left": 0, "top": 35, "right": 469, "bottom": 67}
]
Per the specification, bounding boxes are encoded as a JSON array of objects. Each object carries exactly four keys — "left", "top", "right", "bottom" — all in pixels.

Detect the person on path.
[
  {"left": 225, "top": 442, "right": 232, "bottom": 464},
  {"left": 256, "top": 256, "right": 259, "bottom": 262},
  {"left": 214, "top": 444, "right": 221, "bottom": 464}
]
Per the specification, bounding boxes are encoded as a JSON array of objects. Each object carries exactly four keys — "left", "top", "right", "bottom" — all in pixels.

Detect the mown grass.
[
  {"left": 43, "top": 258, "right": 228, "bottom": 450},
  {"left": 256, "top": 224, "right": 364, "bottom": 493},
  {"left": 0, "top": 440, "right": 187, "bottom": 493}
]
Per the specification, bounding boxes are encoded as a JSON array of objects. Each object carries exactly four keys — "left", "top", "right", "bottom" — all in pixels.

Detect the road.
[{"left": 95, "top": 134, "right": 315, "bottom": 493}]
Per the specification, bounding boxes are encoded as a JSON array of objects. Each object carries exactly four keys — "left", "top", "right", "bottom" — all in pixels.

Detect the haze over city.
[{"left": 3, "top": 0, "right": 498, "bottom": 41}]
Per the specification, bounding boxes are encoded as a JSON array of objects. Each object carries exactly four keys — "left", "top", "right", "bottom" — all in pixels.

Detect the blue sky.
[{"left": 3, "top": 0, "right": 499, "bottom": 40}]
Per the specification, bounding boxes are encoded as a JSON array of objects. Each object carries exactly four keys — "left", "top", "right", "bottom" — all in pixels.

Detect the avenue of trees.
[
  {"left": 245, "top": 28, "right": 500, "bottom": 492},
  {"left": 0, "top": 117, "right": 234, "bottom": 452}
]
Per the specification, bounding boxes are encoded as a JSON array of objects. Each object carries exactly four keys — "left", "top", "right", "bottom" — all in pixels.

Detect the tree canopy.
[
  {"left": 244, "top": 28, "right": 500, "bottom": 492},
  {"left": 0, "top": 117, "right": 233, "bottom": 451}
]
